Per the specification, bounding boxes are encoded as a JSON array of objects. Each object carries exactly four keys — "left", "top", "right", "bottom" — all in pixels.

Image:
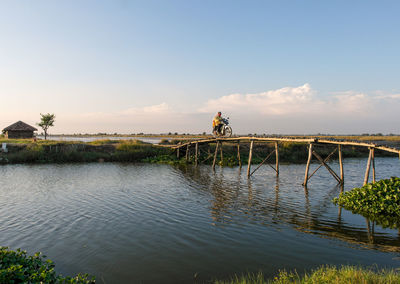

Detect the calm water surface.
[
  {"left": 1, "top": 158, "right": 400, "bottom": 283},
  {"left": 38, "top": 135, "right": 187, "bottom": 144}
]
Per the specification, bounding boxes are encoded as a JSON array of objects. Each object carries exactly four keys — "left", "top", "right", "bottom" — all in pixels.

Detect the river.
[
  {"left": 37, "top": 135, "right": 182, "bottom": 144},
  {"left": 0, "top": 158, "right": 400, "bottom": 283}
]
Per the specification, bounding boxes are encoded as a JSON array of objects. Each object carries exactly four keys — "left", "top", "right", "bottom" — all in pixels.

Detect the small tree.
[{"left": 37, "top": 113, "right": 55, "bottom": 140}]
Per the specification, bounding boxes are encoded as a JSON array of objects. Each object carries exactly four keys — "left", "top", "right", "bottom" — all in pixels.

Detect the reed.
[{"left": 215, "top": 265, "right": 400, "bottom": 284}]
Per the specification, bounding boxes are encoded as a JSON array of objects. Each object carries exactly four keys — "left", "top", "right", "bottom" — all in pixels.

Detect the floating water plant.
[{"left": 333, "top": 177, "right": 400, "bottom": 228}]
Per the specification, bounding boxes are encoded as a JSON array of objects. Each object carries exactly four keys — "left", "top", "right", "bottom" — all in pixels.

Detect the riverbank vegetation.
[
  {"left": 0, "top": 140, "right": 172, "bottom": 164},
  {"left": 4, "top": 246, "right": 397, "bottom": 284},
  {"left": 333, "top": 177, "right": 400, "bottom": 228},
  {"left": 216, "top": 265, "right": 400, "bottom": 284},
  {"left": 0, "top": 247, "right": 94, "bottom": 283},
  {"left": 0, "top": 138, "right": 397, "bottom": 165}
]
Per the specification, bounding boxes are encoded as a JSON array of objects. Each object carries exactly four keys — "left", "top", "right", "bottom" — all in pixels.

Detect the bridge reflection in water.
[{"left": 176, "top": 162, "right": 400, "bottom": 253}]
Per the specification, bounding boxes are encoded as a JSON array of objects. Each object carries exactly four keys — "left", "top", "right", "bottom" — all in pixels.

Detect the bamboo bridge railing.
[{"left": 167, "top": 137, "right": 400, "bottom": 187}]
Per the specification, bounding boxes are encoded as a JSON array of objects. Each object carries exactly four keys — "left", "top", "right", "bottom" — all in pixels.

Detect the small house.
[{"left": 2, "top": 121, "right": 37, "bottom": 139}]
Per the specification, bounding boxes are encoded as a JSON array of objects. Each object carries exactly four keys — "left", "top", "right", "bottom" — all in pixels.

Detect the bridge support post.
[
  {"left": 338, "top": 145, "right": 344, "bottom": 184},
  {"left": 212, "top": 141, "right": 220, "bottom": 170},
  {"left": 275, "top": 142, "right": 279, "bottom": 177},
  {"left": 237, "top": 141, "right": 242, "bottom": 168},
  {"left": 372, "top": 148, "right": 375, "bottom": 183},
  {"left": 247, "top": 140, "right": 254, "bottom": 178},
  {"left": 195, "top": 142, "right": 198, "bottom": 166},
  {"left": 363, "top": 147, "right": 373, "bottom": 185},
  {"left": 303, "top": 143, "right": 313, "bottom": 187},
  {"left": 177, "top": 147, "right": 180, "bottom": 159},
  {"left": 186, "top": 144, "right": 190, "bottom": 162},
  {"left": 220, "top": 142, "right": 223, "bottom": 164}
]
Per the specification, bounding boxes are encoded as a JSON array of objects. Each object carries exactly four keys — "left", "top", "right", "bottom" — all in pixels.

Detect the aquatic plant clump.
[
  {"left": 0, "top": 247, "right": 95, "bottom": 283},
  {"left": 333, "top": 177, "right": 400, "bottom": 227}
]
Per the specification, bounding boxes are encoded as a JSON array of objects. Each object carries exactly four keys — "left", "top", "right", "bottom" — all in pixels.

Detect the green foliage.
[
  {"left": 142, "top": 154, "right": 178, "bottom": 164},
  {"left": 1, "top": 144, "right": 45, "bottom": 164},
  {"left": 333, "top": 177, "right": 400, "bottom": 228},
  {"left": 0, "top": 140, "right": 175, "bottom": 164},
  {"left": 37, "top": 113, "right": 56, "bottom": 128},
  {"left": 113, "top": 141, "right": 173, "bottom": 162},
  {"left": 0, "top": 246, "right": 94, "bottom": 283},
  {"left": 0, "top": 138, "right": 36, "bottom": 144},
  {"left": 37, "top": 113, "right": 56, "bottom": 139},
  {"left": 159, "top": 139, "right": 171, "bottom": 145},
  {"left": 115, "top": 140, "right": 148, "bottom": 150},
  {"left": 215, "top": 265, "right": 400, "bottom": 284},
  {"left": 88, "top": 139, "right": 120, "bottom": 145},
  {"left": 215, "top": 272, "right": 266, "bottom": 284},
  {"left": 0, "top": 138, "right": 395, "bottom": 166},
  {"left": 0, "top": 143, "right": 111, "bottom": 164}
]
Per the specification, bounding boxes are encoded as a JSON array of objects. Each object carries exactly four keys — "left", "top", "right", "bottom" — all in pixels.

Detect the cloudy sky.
[{"left": 1, "top": 0, "right": 399, "bottom": 135}]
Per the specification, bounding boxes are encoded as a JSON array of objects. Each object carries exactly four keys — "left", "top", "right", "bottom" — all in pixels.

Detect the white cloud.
[
  {"left": 331, "top": 91, "right": 373, "bottom": 114},
  {"left": 122, "top": 103, "right": 170, "bottom": 115},
  {"left": 198, "top": 84, "right": 315, "bottom": 115},
  {"left": 62, "top": 103, "right": 200, "bottom": 134},
  {"left": 376, "top": 94, "right": 400, "bottom": 99},
  {"left": 195, "top": 84, "right": 399, "bottom": 134},
  {"left": 198, "top": 83, "right": 377, "bottom": 118},
  {"left": 3, "top": 85, "right": 398, "bottom": 134}
]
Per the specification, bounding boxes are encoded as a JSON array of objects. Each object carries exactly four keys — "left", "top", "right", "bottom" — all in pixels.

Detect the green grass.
[
  {"left": 88, "top": 139, "right": 121, "bottom": 145},
  {"left": 0, "top": 137, "right": 397, "bottom": 165},
  {"left": 0, "top": 138, "right": 81, "bottom": 145},
  {"left": 215, "top": 265, "right": 400, "bottom": 284},
  {"left": 0, "top": 139, "right": 176, "bottom": 164}
]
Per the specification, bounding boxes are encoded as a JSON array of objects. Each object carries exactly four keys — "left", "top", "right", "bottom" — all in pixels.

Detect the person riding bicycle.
[{"left": 212, "top": 112, "right": 223, "bottom": 135}]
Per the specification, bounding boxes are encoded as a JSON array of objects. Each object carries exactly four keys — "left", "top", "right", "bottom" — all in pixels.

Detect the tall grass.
[
  {"left": 88, "top": 139, "right": 120, "bottom": 145},
  {"left": 0, "top": 138, "right": 397, "bottom": 165},
  {"left": 215, "top": 265, "right": 400, "bottom": 284}
]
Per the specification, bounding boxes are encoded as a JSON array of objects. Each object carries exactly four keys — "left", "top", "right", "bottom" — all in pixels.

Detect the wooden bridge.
[{"left": 168, "top": 137, "right": 400, "bottom": 187}]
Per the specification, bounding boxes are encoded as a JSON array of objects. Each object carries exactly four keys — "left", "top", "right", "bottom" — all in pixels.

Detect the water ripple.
[{"left": 0, "top": 159, "right": 400, "bottom": 283}]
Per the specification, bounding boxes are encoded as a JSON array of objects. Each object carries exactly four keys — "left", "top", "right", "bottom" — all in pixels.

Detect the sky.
[{"left": 0, "top": 0, "right": 399, "bottom": 135}]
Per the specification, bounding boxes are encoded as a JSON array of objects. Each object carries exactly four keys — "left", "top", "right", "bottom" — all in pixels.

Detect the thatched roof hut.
[{"left": 2, "top": 121, "right": 37, "bottom": 139}]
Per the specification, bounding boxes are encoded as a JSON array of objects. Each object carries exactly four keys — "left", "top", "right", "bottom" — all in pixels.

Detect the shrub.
[
  {"left": 0, "top": 246, "right": 94, "bottom": 283},
  {"left": 159, "top": 139, "right": 171, "bottom": 145}
]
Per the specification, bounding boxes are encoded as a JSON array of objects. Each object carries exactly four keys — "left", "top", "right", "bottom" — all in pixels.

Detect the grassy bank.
[
  {"left": 4, "top": 246, "right": 397, "bottom": 284},
  {"left": 215, "top": 265, "right": 400, "bottom": 284},
  {"left": 0, "top": 138, "right": 397, "bottom": 165},
  {"left": 0, "top": 140, "right": 175, "bottom": 164}
]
